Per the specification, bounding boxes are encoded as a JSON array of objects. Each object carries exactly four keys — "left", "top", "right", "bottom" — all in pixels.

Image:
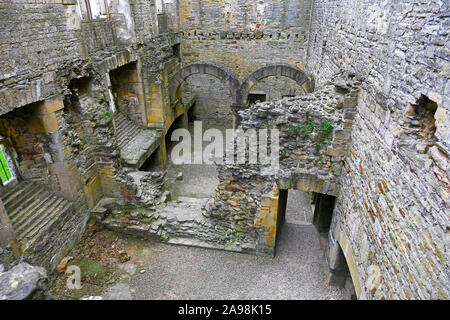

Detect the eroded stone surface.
[{"left": 0, "top": 263, "right": 48, "bottom": 300}]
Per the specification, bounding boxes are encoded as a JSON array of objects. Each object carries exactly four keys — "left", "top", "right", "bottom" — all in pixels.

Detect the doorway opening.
[
  {"left": 247, "top": 92, "right": 267, "bottom": 105},
  {"left": 312, "top": 193, "right": 336, "bottom": 234}
]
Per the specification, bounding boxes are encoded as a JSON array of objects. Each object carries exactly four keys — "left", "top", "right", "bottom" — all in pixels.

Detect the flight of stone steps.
[
  {"left": 115, "top": 113, "right": 142, "bottom": 149},
  {"left": 0, "top": 181, "right": 73, "bottom": 252}
]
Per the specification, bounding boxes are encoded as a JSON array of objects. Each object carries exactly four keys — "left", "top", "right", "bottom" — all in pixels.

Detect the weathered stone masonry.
[
  {"left": 0, "top": 0, "right": 186, "bottom": 271},
  {"left": 178, "top": 0, "right": 314, "bottom": 120},
  {"left": 0, "top": 0, "right": 448, "bottom": 301},
  {"left": 306, "top": 0, "right": 449, "bottom": 299}
]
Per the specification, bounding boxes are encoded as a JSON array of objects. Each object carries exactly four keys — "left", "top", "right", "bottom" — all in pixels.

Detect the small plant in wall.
[
  {"left": 288, "top": 125, "right": 297, "bottom": 137},
  {"left": 318, "top": 120, "right": 333, "bottom": 143},
  {"left": 168, "top": 71, "right": 177, "bottom": 79},
  {"left": 314, "top": 143, "right": 322, "bottom": 155},
  {"left": 300, "top": 109, "right": 314, "bottom": 136},
  {"left": 298, "top": 109, "right": 334, "bottom": 160},
  {"left": 100, "top": 110, "right": 113, "bottom": 124}
]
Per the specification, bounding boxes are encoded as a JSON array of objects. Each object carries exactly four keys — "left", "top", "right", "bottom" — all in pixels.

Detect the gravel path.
[
  {"left": 133, "top": 119, "right": 345, "bottom": 300},
  {"left": 286, "top": 190, "right": 315, "bottom": 225},
  {"left": 130, "top": 223, "right": 345, "bottom": 300}
]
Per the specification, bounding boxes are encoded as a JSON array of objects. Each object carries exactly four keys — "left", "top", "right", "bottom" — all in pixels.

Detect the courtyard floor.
[{"left": 48, "top": 118, "right": 346, "bottom": 300}]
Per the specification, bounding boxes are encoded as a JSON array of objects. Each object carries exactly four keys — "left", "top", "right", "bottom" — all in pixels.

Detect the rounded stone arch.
[
  {"left": 170, "top": 62, "right": 240, "bottom": 104},
  {"left": 237, "top": 64, "right": 311, "bottom": 105}
]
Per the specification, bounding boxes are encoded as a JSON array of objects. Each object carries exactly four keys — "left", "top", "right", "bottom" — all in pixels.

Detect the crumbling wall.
[
  {"left": 0, "top": 1, "right": 81, "bottom": 116},
  {"left": 0, "top": 103, "right": 63, "bottom": 191},
  {"left": 0, "top": 0, "right": 180, "bottom": 272},
  {"left": 307, "top": 0, "right": 449, "bottom": 299},
  {"left": 129, "top": 0, "right": 157, "bottom": 42},
  {"left": 202, "top": 81, "right": 358, "bottom": 255}
]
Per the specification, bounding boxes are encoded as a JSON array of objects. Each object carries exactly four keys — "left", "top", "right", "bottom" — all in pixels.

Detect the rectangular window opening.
[
  {"left": 248, "top": 92, "right": 266, "bottom": 105},
  {"left": 78, "top": 0, "right": 110, "bottom": 21},
  {"left": 0, "top": 145, "right": 16, "bottom": 186}
]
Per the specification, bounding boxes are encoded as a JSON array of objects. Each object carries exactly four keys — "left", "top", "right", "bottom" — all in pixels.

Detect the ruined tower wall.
[
  {"left": 178, "top": 0, "right": 313, "bottom": 120},
  {"left": 0, "top": 1, "right": 82, "bottom": 116},
  {"left": 307, "top": 0, "right": 449, "bottom": 299},
  {"left": 129, "top": 0, "right": 158, "bottom": 41}
]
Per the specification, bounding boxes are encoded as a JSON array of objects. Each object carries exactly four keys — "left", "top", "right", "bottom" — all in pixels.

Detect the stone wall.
[
  {"left": 183, "top": 74, "right": 234, "bottom": 121},
  {"left": 0, "top": 0, "right": 81, "bottom": 115},
  {"left": 178, "top": 0, "right": 313, "bottom": 120},
  {"left": 306, "top": 0, "right": 449, "bottom": 299},
  {"left": 0, "top": 0, "right": 183, "bottom": 273},
  {"left": 200, "top": 80, "right": 358, "bottom": 255},
  {"left": 129, "top": 0, "right": 157, "bottom": 41}
]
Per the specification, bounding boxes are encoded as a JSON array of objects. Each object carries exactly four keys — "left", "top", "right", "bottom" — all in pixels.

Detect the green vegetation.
[
  {"left": 101, "top": 110, "right": 112, "bottom": 123},
  {"left": 232, "top": 223, "right": 245, "bottom": 242},
  {"left": 318, "top": 120, "right": 333, "bottom": 145},
  {"left": 300, "top": 109, "right": 314, "bottom": 136},
  {"left": 168, "top": 71, "right": 177, "bottom": 79},
  {"left": 0, "top": 147, "right": 12, "bottom": 184},
  {"left": 314, "top": 143, "right": 322, "bottom": 155},
  {"left": 288, "top": 125, "right": 297, "bottom": 137},
  {"left": 78, "top": 258, "right": 104, "bottom": 278}
]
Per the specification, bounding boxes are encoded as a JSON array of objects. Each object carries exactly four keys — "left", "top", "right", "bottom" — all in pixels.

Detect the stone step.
[
  {"left": 117, "top": 128, "right": 140, "bottom": 143},
  {"left": 0, "top": 181, "right": 27, "bottom": 200},
  {"left": 117, "top": 121, "right": 140, "bottom": 137},
  {"left": 17, "top": 198, "right": 68, "bottom": 241},
  {"left": 14, "top": 196, "right": 62, "bottom": 238},
  {"left": 7, "top": 186, "right": 47, "bottom": 221},
  {"left": 2, "top": 182, "right": 36, "bottom": 208},
  {"left": 21, "top": 202, "right": 73, "bottom": 253},
  {"left": 0, "top": 180, "right": 75, "bottom": 254},
  {"left": 175, "top": 197, "right": 209, "bottom": 207},
  {"left": 5, "top": 183, "right": 43, "bottom": 215},
  {"left": 10, "top": 192, "right": 53, "bottom": 228}
]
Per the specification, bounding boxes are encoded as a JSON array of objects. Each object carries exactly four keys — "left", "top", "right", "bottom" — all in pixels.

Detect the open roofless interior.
[{"left": 0, "top": 0, "right": 448, "bottom": 301}]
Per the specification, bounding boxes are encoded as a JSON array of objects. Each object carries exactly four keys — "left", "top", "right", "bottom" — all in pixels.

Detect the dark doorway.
[
  {"left": 247, "top": 92, "right": 266, "bottom": 105},
  {"left": 313, "top": 193, "right": 336, "bottom": 233},
  {"left": 172, "top": 43, "right": 181, "bottom": 62}
]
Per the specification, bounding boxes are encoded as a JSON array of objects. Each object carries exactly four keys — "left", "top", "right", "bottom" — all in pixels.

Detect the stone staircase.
[
  {"left": 115, "top": 113, "right": 142, "bottom": 149},
  {"left": 0, "top": 181, "right": 73, "bottom": 252},
  {"left": 114, "top": 113, "right": 161, "bottom": 168}
]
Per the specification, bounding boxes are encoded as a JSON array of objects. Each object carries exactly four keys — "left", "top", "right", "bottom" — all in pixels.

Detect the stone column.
[
  {"left": 34, "top": 96, "right": 82, "bottom": 201},
  {"left": 157, "top": 138, "right": 167, "bottom": 171},
  {"left": 0, "top": 199, "right": 21, "bottom": 258},
  {"left": 231, "top": 104, "right": 246, "bottom": 128},
  {"left": 254, "top": 184, "right": 280, "bottom": 257},
  {"left": 181, "top": 109, "right": 189, "bottom": 130},
  {"left": 146, "top": 82, "right": 165, "bottom": 129},
  {"left": 326, "top": 239, "right": 349, "bottom": 287}
]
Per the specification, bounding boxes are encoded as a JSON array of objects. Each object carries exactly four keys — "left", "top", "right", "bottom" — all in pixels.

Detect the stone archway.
[
  {"left": 236, "top": 64, "right": 310, "bottom": 105},
  {"left": 170, "top": 61, "right": 240, "bottom": 104},
  {"left": 172, "top": 62, "right": 311, "bottom": 107}
]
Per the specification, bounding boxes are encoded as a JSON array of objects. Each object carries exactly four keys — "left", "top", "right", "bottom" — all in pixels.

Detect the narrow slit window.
[{"left": 0, "top": 145, "right": 15, "bottom": 186}]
